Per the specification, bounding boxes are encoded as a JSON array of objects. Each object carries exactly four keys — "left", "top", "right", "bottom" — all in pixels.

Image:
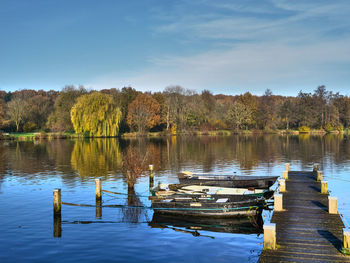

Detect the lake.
[{"left": 1, "top": 134, "right": 350, "bottom": 263}]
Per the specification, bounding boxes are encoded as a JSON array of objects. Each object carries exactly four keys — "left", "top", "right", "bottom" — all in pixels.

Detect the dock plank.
[{"left": 259, "top": 171, "right": 350, "bottom": 262}]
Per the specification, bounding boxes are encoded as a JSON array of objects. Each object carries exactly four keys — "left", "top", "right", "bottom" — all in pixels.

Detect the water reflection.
[
  {"left": 0, "top": 134, "right": 349, "bottom": 181},
  {"left": 71, "top": 139, "right": 122, "bottom": 179},
  {"left": 149, "top": 213, "right": 263, "bottom": 236}
]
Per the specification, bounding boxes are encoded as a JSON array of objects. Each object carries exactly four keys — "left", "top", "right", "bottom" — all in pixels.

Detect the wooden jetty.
[{"left": 259, "top": 165, "right": 350, "bottom": 262}]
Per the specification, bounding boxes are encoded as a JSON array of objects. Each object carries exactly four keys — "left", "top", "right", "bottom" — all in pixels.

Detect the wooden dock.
[{"left": 259, "top": 170, "right": 350, "bottom": 263}]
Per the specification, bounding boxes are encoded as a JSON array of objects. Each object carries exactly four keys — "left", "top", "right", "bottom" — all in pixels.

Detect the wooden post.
[
  {"left": 343, "top": 229, "right": 350, "bottom": 251},
  {"left": 53, "top": 189, "right": 61, "bottom": 216},
  {"left": 282, "top": 170, "right": 288, "bottom": 180},
  {"left": 95, "top": 178, "right": 102, "bottom": 202},
  {"left": 263, "top": 223, "right": 276, "bottom": 249},
  {"left": 285, "top": 163, "right": 290, "bottom": 171},
  {"left": 328, "top": 196, "right": 338, "bottom": 214},
  {"left": 321, "top": 180, "right": 328, "bottom": 194},
  {"left": 317, "top": 171, "right": 323, "bottom": 182},
  {"left": 53, "top": 189, "right": 62, "bottom": 238},
  {"left": 313, "top": 163, "right": 319, "bottom": 172},
  {"left": 274, "top": 193, "right": 283, "bottom": 212},
  {"left": 149, "top": 164, "right": 154, "bottom": 190},
  {"left": 279, "top": 179, "right": 286, "bottom": 192}
]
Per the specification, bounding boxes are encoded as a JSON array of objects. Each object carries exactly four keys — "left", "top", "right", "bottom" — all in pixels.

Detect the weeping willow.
[{"left": 71, "top": 92, "right": 122, "bottom": 137}]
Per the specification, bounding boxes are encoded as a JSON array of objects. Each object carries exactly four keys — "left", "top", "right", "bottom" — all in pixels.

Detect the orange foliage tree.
[{"left": 127, "top": 94, "right": 161, "bottom": 133}]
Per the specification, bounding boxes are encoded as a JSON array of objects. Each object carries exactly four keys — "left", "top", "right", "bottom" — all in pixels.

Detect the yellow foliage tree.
[{"left": 71, "top": 92, "right": 122, "bottom": 137}]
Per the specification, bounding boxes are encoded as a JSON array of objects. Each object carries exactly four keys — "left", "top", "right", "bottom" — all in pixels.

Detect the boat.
[
  {"left": 149, "top": 212, "right": 263, "bottom": 235},
  {"left": 151, "top": 194, "right": 264, "bottom": 217},
  {"left": 178, "top": 171, "right": 278, "bottom": 189},
  {"left": 154, "top": 184, "right": 274, "bottom": 199}
]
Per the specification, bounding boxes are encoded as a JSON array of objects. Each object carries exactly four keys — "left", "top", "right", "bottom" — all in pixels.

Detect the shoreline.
[{"left": 1, "top": 129, "right": 348, "bottom": 141}]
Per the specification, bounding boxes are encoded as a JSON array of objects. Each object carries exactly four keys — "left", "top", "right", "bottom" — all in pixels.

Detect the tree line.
[{"left": 0, "top": 85, "right": 349, "bottom": 136}]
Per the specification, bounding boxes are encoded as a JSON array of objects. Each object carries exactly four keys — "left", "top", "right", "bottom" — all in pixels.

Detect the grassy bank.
[{"left": 1, "top": 128, "right": 349, "bottom": 141}]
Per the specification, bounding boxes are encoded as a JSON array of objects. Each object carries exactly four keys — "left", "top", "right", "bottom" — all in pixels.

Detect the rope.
[
  {"left": 101, "top": 189, "right": 150, "bottom": 198},
  {"left": 61, "top": 201, "right": 263, "bottom": 211},
  {"left": 340, "top": 213, "right": 350, "bottom": 228}
]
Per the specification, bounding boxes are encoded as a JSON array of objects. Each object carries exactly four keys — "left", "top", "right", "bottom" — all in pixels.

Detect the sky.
[{"left": 1, "top": 0, "right": 350, "bottom": 96}]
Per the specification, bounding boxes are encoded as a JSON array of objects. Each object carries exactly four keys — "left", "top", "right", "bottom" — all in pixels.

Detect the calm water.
[{"left": 1, "top": 135, "right": 350, "bottom": 263}]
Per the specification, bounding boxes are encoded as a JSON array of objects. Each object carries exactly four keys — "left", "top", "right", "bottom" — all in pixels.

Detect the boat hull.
[
  {"left": 151, "top": 196, "right": 264, "bottom": 218},
  {"left": 178, "top": 174, "right": 278, "bottom": 189}
]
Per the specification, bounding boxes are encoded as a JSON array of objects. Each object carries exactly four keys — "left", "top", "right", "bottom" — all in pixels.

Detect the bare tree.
[{"left": 7, "top": 98, "right": 26, "bottom": 131}]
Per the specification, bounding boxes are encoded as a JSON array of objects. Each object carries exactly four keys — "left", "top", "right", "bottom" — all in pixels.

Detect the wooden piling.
[
  {"left": 317, "top": 171, "right": 323, "bottom": 181},
  {"left": 285, "top": 163, "right": 290, "bottom": 171},
  {"left": 53, "top": 189, "right": 61, "bottom": 216},
  {"left": 274, "top": 193, "right": 283, "bottom": 211},
  {"left": 149, "top": 164, "right": 154, "bottom": 172},
  {"left": 321, "top": 180, "right": 328, "bottom": 194},
  {"left": 344, "top": 229, "right": 350, "bottom": 251},
  {"left": 278, "top": 179, "right": 286, "bottom": 192},
  {"left": 282, "top": 170, "right": 288, "bottom": 180},
  {"left": 95, "top": 178, "right": 102, "bottom": 202},
  {"left": 329, "top": 196, "right": 338, "bottom": 214},
  {"left": 263, "top": 223, "right": 276, "bottom": 249}
]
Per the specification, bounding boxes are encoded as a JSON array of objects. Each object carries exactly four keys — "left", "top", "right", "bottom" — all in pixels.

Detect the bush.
[
  {"left": 23, "top": 122, "right": 37, "bottom": 132},
  {"left": 298, "top": 126, "right": 310, "bottom": 133},
  {"left": 324, "top": 123, "right": 334, "bottom": 133}
]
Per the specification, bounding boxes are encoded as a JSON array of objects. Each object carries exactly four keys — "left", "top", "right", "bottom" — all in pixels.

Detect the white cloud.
[{"left": 89, "top": 1, "right": 350, "bottom": 95}]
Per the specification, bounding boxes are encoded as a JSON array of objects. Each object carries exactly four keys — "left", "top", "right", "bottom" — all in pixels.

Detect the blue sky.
[{"left": 1, "top": 0, "right": 350, "bottom": 96}]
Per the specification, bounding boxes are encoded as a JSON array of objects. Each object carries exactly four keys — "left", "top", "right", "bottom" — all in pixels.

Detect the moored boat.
[
  {"left": 151, "top": 194, "right": 264, "bottom": 217},
  {"left": 155, "top": 184, "right": 274, "bottom": 199},
  {"left": 178, "top": 171, "right": 278, "bottom": 189}
]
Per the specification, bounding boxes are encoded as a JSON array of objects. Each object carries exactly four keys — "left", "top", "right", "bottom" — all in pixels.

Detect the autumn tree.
[
  {"left": 25, "top": 93, "right": 55, "bottom": 130},
  {"left": 71, "top": 92, "right": 122, "bottom": 137},
  {"left": 225, "top": 101, "right": 252, "bottom": 130},
  {"left": 7, "top": 97, "right": 27, "bottom": 131},
  {"left": 47, "top": 86, "right": 86, "bottom": 131},
  {"left": 127, "top": 94, "right": 161, "bottom": 133}
]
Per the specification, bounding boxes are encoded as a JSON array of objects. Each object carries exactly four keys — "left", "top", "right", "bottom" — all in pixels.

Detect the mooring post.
[
  {"left": 285, "top": 163, "right": 290, "bottom": 171},
  {"left": 343, "top": 229, "right": 350, "bottom": 252},
  {"left": 317, "top": 171, "right": 323, "bottom": 181},
  {"left": 53, "top": 189, "right": 62, "bottom": 238},
  {"left": 282, "top": 170, "right": 288, "bottom": 180},
  {"left": 274, "top": 193, "right": 283, "bottom": 211},
  {"left": 263, "top": 223, "right": 276, "bottom": 250},
  {"left": 95, "top": 178, "right": 102, "bottom": 202},
  {"left": 149, "top": 164, "right": 154, "bottom": 190},
  {"left": 328, "top": 196, "right": 338, "bottom": 214},
  {"left": 313, "top": 163, "right": 319, "bottom": 172},
  {"left": 53, "top": 189, "right": 61, "bottom": 216},
  {"left": 279, "top": 179, "right": 286, "bottom": 192},
  {"left": 321, "top": 180, "right": 328, "bottom": 194}
]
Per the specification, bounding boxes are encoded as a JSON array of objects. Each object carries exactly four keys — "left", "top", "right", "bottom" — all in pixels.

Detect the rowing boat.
[{"left": 178, "top": 171, "right": 278, "bottom": 189}]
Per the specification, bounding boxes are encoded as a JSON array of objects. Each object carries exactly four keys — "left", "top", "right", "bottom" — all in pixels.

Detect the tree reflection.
[
  {"left": 120, "top": 145, "right": 151, "bottom": 223},
  {"left": 71, "top": 139, "right": 122, "bottom": 179}
]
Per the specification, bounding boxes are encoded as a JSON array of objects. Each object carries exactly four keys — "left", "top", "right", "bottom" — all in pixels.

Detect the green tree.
[{"left": 71, "top": 92, "right": 122, "bottom": 137}]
